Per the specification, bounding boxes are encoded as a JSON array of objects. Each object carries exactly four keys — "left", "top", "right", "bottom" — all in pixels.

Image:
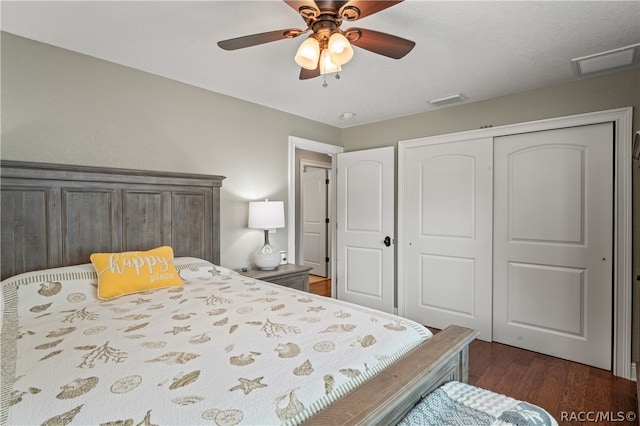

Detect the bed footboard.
[{"left": 304, "top": 325, "right": 478, "bottom": 426}]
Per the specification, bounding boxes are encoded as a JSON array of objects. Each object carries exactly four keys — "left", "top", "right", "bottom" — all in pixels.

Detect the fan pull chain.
[{"left": 322, "top": 71, "right": 341, "bottom": 88}]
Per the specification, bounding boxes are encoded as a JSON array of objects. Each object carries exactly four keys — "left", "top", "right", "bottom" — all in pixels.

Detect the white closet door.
[
  {"left": 402, "top": 138, "right": 493, "bottom": 339},
  {"left": 493, "top": 123, "right": 613, "bottom": 370}
]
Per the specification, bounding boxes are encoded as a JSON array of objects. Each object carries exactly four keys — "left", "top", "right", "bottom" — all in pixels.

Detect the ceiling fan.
[{"left": 217, "top": 1, "right": 415, "bottom": 84}]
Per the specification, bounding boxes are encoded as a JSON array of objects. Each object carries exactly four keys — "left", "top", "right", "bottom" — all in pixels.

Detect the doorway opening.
[
  {"left": 301, "top": 162, "right": 331, "bottom": 278},
  {"left": 288, "top": 136, "right": 343, "bottom": 298}
]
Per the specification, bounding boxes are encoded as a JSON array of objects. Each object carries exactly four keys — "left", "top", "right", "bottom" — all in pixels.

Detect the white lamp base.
[{"left": 253, "top": 243, "right": 281, "bottom": 270}]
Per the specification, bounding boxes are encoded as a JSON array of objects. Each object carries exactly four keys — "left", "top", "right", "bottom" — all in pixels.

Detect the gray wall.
[
  {"left": 341, "top": 68, "right": 639, "bottom": 150},
  {"left": 0, "top": 32, "right": 342, "bottom": 269}
]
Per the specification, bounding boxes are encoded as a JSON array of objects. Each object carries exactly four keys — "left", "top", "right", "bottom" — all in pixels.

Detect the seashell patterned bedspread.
[{"left": 1, "top": 258, "right": 431, "bottom": 425}]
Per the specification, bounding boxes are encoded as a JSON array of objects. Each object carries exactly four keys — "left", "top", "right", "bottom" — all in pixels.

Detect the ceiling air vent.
[
  {"left": 427, "top": 93, "right": 465, "bottom": 107},
  {"left": 571, "top": 44, "right": 640, "bottom": 76}
]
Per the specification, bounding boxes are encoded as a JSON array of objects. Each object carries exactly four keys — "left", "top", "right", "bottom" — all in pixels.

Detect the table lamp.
[{"left": 248, "top": 199, "right": 285, "bottom": 270}]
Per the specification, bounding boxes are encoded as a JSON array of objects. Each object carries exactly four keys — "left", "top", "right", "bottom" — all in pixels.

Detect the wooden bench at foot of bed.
[{"left": 305, "top": 325, "right": 479, "bottom": 425}]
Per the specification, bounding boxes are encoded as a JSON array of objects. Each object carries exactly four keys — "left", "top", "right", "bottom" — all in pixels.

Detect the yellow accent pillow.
[{"left": 90, "top": 246, "right": 183, "bottom": 300}]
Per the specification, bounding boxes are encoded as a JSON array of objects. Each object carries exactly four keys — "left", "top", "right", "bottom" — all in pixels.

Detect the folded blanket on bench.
[{"left": 399, "top": 381, "right": 557, "bottom": 426}]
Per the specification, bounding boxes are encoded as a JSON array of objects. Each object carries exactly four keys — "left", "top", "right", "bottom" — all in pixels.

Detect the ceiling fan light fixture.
[
  {"left": 217, "top": 1, "right": 414, "bottom": 83},
  {"left": 328, "top": 32, "right": 354, "bottom": 66},
  {"left": 295, "top": 36, "right": 320, "bottom": 70}
]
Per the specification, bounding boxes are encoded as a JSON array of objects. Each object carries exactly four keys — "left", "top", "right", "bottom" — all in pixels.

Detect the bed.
[{"left": 0, "top": 160, "right": 554, "bottom": 425}]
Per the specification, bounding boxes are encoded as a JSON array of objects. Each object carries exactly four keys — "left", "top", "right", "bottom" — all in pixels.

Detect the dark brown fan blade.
[
  {"left": 346, "top": 28, "right": 415, "bottom": 59},
  {"left": 299, "top": 66, "right": 321, "bottom": 80},
  {"left": 217, "top": 29, "right": 303, "bottom": 50},
  {"left": 339, "top": 1, "right": 403, "bottom": 20},
  {"left": 283, "top": 1, "right": 402, "bottom": 21},
  {"left": 283, "top": 0, "right": 321, "bottom": 16}
]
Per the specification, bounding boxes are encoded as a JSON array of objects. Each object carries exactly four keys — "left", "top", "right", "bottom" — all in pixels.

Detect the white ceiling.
[{"left": 2, "top": 1, "right": 639, "bottom": 128}]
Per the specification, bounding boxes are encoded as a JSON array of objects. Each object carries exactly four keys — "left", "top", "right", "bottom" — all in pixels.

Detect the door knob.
[{"left": 384, "top": 236, "right": 391, "bottom": 247}]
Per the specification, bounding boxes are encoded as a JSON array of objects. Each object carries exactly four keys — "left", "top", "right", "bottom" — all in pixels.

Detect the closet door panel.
[
  {"left": 420, "top": 156, "right": 475, "bottom": 238},
  {"left": 402, "top": 138, "right": 493, "bottom": 340},
  {"left": 493, "top": 123, "right": 613, "bottom": 370},
  {"left": 508, "top": 145, "right": 585, "bottom": 244}
]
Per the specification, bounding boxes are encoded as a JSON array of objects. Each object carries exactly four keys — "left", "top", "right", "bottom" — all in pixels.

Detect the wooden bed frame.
[
  {"left": 0, "top": 160, "right": 224, "bottom": 280},
  {"left": 0, "top": 160, "right": 478, "bottom": 425}
]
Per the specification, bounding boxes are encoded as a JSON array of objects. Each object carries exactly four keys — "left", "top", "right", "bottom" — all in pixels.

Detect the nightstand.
[{"left": 236, "top": 264, "right": 313, "bottom": 292}]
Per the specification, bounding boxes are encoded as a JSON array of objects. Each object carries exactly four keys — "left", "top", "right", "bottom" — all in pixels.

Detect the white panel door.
[
  {"left": 402, "top": 138, "right": 494, "bottom": 339},
  {"left": 302, "top": 167, "right": 328, "bottom": 277},
  {"left": 337, "top": 146, "right": 394, "bottom": 313},
  {"left": 493, "top": 123, "right": 613, "bottom": 369}
]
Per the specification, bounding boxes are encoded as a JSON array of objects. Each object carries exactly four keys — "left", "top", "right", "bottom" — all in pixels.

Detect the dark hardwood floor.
[
  {"left": 308, "top": 282, "right": 638, "bottom": 425},
  {"left": 467, "top": 337, "right": 637, "bottom": 425}
]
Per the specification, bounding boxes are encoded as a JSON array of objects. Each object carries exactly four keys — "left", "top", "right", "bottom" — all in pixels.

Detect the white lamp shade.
[
  {"left": 319, "top": 49, "right": 342, "bottom": 75},
  {"left": 248, "top": 200, "right": 285, "bottom": 230},
  {"left": 328, "top": 32, "right": 354, "bottom": 66},
  {"left": 295, "top": 37, "right": 320, "bottom": 70}
]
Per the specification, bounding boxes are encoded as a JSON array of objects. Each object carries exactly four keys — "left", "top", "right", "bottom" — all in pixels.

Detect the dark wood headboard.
[{"left": 1, "top": 161, "right": 225, "bottom": 280}]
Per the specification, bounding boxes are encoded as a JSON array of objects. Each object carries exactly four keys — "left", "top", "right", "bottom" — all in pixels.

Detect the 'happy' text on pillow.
[{"left": 107, "top": 253, "right": 171, "bottom": 276}]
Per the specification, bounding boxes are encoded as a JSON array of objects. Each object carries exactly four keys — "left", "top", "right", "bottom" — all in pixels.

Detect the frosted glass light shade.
[
  {"left": 319, "top": 49, "right": 341, "bottom": 75},
  {"left": 328, "top": 32, "right": 354, "bottom": 66},
  {"left": 295, "top": 37, "right": 320, "bottom": 70}
]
